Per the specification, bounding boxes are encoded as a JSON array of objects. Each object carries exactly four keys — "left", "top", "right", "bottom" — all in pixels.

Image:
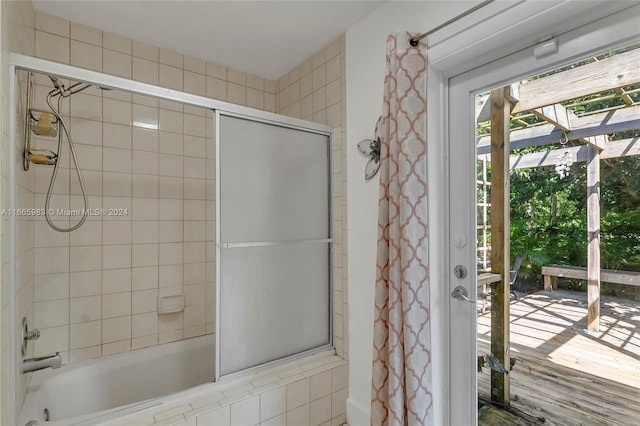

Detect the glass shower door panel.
[
  {"left": 219, "top": 243, "right": 330, "bottom": 376},
  {"left": 218, "top": 114, "right": 331, "bottom": 377},
  {"left": 219, "top": 115, "right": 329, "bottom": 243}
]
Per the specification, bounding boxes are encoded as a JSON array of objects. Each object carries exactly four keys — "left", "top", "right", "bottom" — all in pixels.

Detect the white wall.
[{"left": 345, "top": 1, "right": 480, "bottom": 424}]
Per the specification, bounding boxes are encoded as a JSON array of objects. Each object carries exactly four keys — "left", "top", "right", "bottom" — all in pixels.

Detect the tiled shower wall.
[
  {"left": 1, "top": 0, "right": 36, "bottom": 424},
  {"left": 26, "top": 11, "right": 280, "bottom": 366},
  {"left": 276, "top": 36, "right": 348, "bottom": 361}
]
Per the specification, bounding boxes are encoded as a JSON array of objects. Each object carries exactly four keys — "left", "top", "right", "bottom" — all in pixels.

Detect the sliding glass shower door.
[{"left": 216, "top": 113, "right": 332, "bottom": 378}]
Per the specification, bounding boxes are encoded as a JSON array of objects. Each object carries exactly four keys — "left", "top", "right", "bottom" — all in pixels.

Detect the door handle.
[
  {"left": 451, "top": 286, "right": 475, "bottom": 303},
  {"left": 451, "top": 286, "right": 488, "bottom": 303}
]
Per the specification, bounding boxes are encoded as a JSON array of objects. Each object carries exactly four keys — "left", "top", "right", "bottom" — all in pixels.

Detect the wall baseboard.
[{"left": 346, "top": 397, "right": 369, "bottom": 426}]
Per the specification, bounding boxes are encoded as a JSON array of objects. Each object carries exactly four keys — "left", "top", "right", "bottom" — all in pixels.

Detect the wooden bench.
[{"left": 542, "top": 265, "right": 640, "bottom": 301}]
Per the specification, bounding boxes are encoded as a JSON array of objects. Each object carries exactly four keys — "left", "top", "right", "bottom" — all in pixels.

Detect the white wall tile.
[
  {"left": 310, "top": 394, "right": 331, "bottom": 426},
  {"left": 132, "top": 40, "right": 158, "bottom": 61},
  {"left": 70, "top": 295, "right": 101, "bottom": 323},
  {"left": 103, "top": 292, "right": 131, "bottom": 318},
  {"left": 35, "top": 247, "right": 69, "bottom": 274},
  {"left": 103, "top": 147, "right": 132, "bottom": 173},
  {"left": 230, "top": 395, "right": 259, "bottom": 426},
  {"left": 286, "top": 404, "right": 310, "bottom": 426},
  {"left": 132, "top": 266, "right": 158, "bottom": 291},
  {"left": 102, "top": 268, "right": 132, "bottom": 294},
  {"left": 159, "top": 64, "right": 183, "bottom": 91},
  {"left": 132, "top": 243, "right": 159, "bottom": 267},
  {"left": 132, "top": 289, "right": 158, "bottom": 314},
  {"left": 71, "top": 93, "right": 102, "bottom": 121},
  {"left": 197, "top": 405, "right": 230, "bottom": 426},
  {"left": 102, "top": 339, "right": 131, "bottom": 356},
  {"left": 70, "top": 270, "right": 101, "bottom": 298},
  {"left": 159, "top": 48, "right": 183, "bottom": 68},
  {"left": 102, "top": 316, "right": 131, "bottom": 343},
  {"left": 36, "top": 12, "right": 69, "bottom": 37},
  {"left": 159, "top": 131, "right": 183, "bottom": 155},
  {"left": 103, "top": 172, "right": 132, "bottom": 197},
  {"left": 34, "top": 325, "right": 68, "bottom": 357},
  {"left": 133, "top": 104, "right": 159, "bottom": 130},
  {"left": 287, "top": 378, "right": 310, "bottom": 410},
  {"left": 206, "top": 77, "right": 227, "bottom": 101},
  {"left": 70, "top": 320, "right": 102, "bottom": 349},
  {"left": 132, "top": 198, "right": 159, "bottom": 221},
  {"left": 70, "top": 245, "right": 101, "bottom": 272},
  {"left": 132, "top": 312, "right": 158, "bottom": 337},
  {"left": 34, "top": 299, "right": 69, "bottom": 328},
  {"left": 132, "top": 57, "right": 159, "bottom": 85},
  {"left": 103, "top": 123, "right": 132, "bottom": 149},
  {"left": 102, "top": 221, "right": 132, "bottom": 245},
  {"left": 34, "top": 273, "right": 69, "bottom": 301},
  {"left": 133, "top": 127, "right": 159, "bottom": 152},
  {"left": 159, "top": 264, "right": 182, "bottom": 287},
  {"left": 102, "top": 244, "right": 132, "bottom": 269},
  {"left": 70, "top": 220, "right": 102, "bottom": 246},
  {"left": 133, "top": 151, "right": 158, "bottom": 175},
  {"left": 70, "top": 40, "right": 102, "bottom": 72},
  {"left": 70, "top": 21, "right": 102, "bottom": 46},
  {"left": 70, "top": 118, "right": 103, "bottom": 146},
  {"left": 261, "top": 386, "right": 286, "bottom": 421},
  {"left": 103, "top": 31, "right": 131, "bottom": 54},
  {"left": 159, "top": 109, "right": 183, "bottom": 134},
  {"left": 103, "top": 99, "right": 132, "bottom": 126},
  {"left": 184, "top": 71, "right": 205, "bottom": 96},
  {"left": 132, "top": 221, "right": 159, "bottom": 244},
  {"left": 183, "top": 55, "right": 205, "bottom": 74},
  {"left": 35, "top": 31, "right": 69, "bottom": 63}
]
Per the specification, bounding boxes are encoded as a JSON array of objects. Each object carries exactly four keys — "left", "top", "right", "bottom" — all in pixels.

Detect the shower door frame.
[
  {"left": 214, "top": 110, "right": 333, "bottom": 381},
  {"left": 7, "top": 54, "right": 334, "bottom": 420}
]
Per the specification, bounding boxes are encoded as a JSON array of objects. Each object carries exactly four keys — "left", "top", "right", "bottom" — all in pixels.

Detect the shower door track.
[
  {"left": 8, "top": 53, "right": 334, "bottom": 397},
  {"left": 220, "top": 239, "right": 332, "bottom": 248}
]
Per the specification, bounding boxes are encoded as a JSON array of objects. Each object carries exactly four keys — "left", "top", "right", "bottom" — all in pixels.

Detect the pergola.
[{"left": 476, "top": 46, "right": 640, "bottom": 406}]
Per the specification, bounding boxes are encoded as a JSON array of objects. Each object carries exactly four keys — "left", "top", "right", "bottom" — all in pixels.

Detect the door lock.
[{"left": 453, "top": 265, "right": 468, "bottom": 279}]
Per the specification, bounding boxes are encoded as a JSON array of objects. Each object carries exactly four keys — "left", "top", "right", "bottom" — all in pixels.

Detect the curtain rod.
[{"left": 409, "top": 0, "right": 495, "bottom": 46}]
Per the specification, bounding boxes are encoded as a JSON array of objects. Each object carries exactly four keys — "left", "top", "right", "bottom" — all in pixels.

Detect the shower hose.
[{"left": 44, "top": 88, "right": 89, "bottom": 232}]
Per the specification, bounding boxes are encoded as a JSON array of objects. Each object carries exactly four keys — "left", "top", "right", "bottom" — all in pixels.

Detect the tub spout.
[{"left": 22, "top": 352, "right": 62, "bottom": 373}]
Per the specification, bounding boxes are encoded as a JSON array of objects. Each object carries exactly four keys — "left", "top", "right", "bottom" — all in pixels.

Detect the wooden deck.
[{"left": 477, "top": 290, "right": 640, "bottom": 425}]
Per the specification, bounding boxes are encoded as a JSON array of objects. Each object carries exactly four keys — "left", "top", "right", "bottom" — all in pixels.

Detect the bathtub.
[{"left": 19, "top": 334, "right": 215, "bottom": 425}]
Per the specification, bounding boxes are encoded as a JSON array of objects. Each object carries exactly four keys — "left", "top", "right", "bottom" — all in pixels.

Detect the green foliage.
[{"left": 508, "top": 156, "right": 640, "bottom": 279}]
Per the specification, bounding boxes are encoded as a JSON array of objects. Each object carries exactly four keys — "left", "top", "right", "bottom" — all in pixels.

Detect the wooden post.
[
  {"left": 587, "top": 146, "right": 601, "bottom": 332},
  {"left": 490, "top": 86, "right": 511, "bottom": 405}
]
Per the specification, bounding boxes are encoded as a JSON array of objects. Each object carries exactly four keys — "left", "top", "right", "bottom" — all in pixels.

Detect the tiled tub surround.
[{"left": 28, "top": 75, "right": 215, "bottom": 362}]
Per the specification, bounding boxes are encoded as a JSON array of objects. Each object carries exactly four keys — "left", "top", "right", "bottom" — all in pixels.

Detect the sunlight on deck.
[{"left": 478, "top": 290, "right": 640, "bottom": 425}]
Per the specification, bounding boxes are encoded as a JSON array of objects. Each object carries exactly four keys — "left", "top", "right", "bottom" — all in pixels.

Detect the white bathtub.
[{"left": 19, "top": 335, "right": 215, "bottom": 425}]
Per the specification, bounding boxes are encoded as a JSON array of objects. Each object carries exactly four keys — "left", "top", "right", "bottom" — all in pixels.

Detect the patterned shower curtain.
[{"left": 371, "top": 33, "right": 432, "bottom": 426}]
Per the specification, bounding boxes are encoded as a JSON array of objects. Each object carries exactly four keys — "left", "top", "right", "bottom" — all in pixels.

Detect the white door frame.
[{"left": 425, "top": 1, "right": 640, "bottom": 424}]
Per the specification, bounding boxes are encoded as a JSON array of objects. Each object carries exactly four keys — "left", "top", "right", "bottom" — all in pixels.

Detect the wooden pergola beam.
[
  {"left": 515, "top": 48, "right": 640, "bottom": 111},
  {"left": 531, "top": 103, "right": 605, "bottom": 150},
  {"left": 508, "top": 137, "right": 638, "bottom": 170},
  {"left": 477, "top": 105, "right": 640, "bottom": 154},
  {"left": 489, "top": 86, "right": 511, "bottom": 406}
]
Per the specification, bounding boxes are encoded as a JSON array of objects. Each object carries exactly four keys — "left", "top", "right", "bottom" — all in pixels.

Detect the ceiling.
[{"left": 33, "top": 0, "right": 385, "bottom": 80}]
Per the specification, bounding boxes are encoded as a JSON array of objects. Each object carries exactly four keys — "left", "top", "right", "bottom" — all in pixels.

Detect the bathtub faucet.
[{"left": 21, "top": 352, "right": 62, "bottom": 373}]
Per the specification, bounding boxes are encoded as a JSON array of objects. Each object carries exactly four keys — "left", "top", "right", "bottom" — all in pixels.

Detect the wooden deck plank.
[{"left": 477, "top": 290, "right": 640, "bottom": 426}]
